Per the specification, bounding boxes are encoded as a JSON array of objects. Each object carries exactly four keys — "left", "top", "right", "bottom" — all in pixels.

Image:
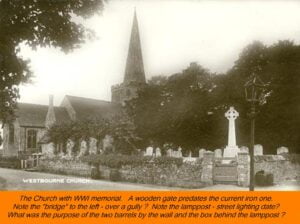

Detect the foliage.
[
  {"left": 46, "top": 113, "right": 140, "bottom": 155},
  {"left": 126, "top": 63, "right": 216, "bottom": 153},
  {"left": 0, "top": 0, "right": 104, "bottom": 123},
  {"left": 47, "top": 118, "right": 109, "bottom": 154},
  {"left": 126, "top": 41, "right": 300, "bottom": 154},
  {"left": 108, "top": 110, "right": 142, "bottom": 154}
]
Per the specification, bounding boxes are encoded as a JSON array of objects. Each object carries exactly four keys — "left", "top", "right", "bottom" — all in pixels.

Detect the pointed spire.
[{"left": 123, "top": 9, "right": 146, "bottom": 84}]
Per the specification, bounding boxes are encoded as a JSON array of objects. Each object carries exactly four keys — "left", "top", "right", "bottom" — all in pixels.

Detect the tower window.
[{"left": 27, "top": 130, "right": 37, "bottom": 149}]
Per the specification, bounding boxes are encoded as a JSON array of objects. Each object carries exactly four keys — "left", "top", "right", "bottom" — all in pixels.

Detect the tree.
[
  {"left": 126, "top": 63, "right": 216, "bottom": 154},
  {"left": 0, "top": 0, "right": 104, "bottom": 123},
  {"left": 217, "top": 40, "right": 300, "bottom": 153},
  {"left": 126, "top": 41, "right": 300, "bottom": 154}
]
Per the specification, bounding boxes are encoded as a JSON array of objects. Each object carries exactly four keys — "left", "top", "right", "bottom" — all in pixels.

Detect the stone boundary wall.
[
  {"left": 37, "top": 158, "right": 91, "bottom": 178},
  {"left": 254, "top": 154, "right": 300, "bottom": 183},
  {"left": 99, "top": 161, "right": 203, "bottom": 188},
  {"left": 38, "top": 158, "right": 204, "bottom": 188},
  {"left": 37, "top": 154, "right": 300, "bottom": 187}
]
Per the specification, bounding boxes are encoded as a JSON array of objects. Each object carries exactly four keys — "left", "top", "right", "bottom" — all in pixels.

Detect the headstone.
[
  {"left": 223, "top": 107, "right": 239, "bottom": 157},
  {"left": 166, "top": 148, "right": 172, "bottom": 157},
  {"left": 66, "top": 140, "right": 74, "bottom": 156},
  {"left": 239, "top": 146, "right": 249, "bottom": 153},
  {"left": 178, "top": 147, "right": 183, "bottom": 157},
  {"left": 79, "top": 140, "right": 87, "bottom": 156},
  {"left": 188, "top": 151, "right": 192, "bottom": 157},
  {"left": 103, "top": 135, "right": 114, "bottom": 153},
  {"left": 171, "top": 148, "right": 183, "bottom": 158},
  {"left": 277, "top": 146, "right": 289, "bottom": 155},
  {"left": 199, "top": 149, "right": 206, "bottom": 159},
  {"left": 155, "top": 147, "right": 161, "bottom": 157},
  {"left": 214, "top": 149, "right": 222, "bottom": 158},
  {"left": 145, "top": 146, "right": 154, "bottom": 156},
  {"left": 89, "top": 138, "right": 98, "bottom": 154},
  {"left": 254, "top": 144, "right": 263, "bottom": 156}
]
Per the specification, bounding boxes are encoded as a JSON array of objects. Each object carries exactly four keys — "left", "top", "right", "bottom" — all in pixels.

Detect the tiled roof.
[
  {"left": 16, "top": 103, "right": 71, "bottom": 127},
  {"left": 54, "top": 107, "right": 71, "bottom": 124},
  {"left": 65, "top": 95, "right": 120, "bottom": 121},
  {"left": 16, "top": 103, "right": 48, "bottom": 127}
]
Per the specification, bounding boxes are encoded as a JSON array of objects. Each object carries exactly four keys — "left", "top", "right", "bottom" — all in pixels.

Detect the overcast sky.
[{"left": 19, "top": 0, "right": 300, "bottom": 106}]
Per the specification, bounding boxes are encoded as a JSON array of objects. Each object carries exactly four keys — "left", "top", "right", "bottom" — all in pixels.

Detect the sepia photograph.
[{"left": 0, "top": 0, "right": 299, "bottom": 191}]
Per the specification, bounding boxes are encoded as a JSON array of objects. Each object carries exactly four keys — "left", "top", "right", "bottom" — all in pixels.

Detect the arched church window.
[{"left": 27, "top": 129, "right": 37, "bottom": 149}]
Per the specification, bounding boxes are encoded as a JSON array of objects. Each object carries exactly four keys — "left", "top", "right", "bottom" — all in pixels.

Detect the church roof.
[
  {"left": 64, "top": 95, "right": 120, "bottom": 121},
  {"left": 123, "top": 10, "right": 146, "bottom": 85},
  {"left": 16, "top": 103, "right": 70, "bottom": 127}
]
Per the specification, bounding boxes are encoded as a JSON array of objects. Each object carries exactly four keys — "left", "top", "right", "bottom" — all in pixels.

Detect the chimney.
[{"left": 45, "top": 94, "right": 56, "bottom": 128}]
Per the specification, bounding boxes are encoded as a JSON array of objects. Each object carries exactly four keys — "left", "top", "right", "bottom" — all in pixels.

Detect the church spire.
[{"left": 123, "top": 9, "right": 146, "bottom": 84}]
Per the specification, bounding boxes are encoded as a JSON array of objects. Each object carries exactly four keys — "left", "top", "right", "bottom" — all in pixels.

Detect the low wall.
[
  {"left": 36, "top": 154, "right": 300, "bottom": 188},
  {"left": 254, "top": 154, "right": 300, "bottom": 183},
  {"left": 99, "top": 161, "right": 203, "bottom": 188},
  {"left": 37, "top": 158, "right": 91, "bottom": 178}
]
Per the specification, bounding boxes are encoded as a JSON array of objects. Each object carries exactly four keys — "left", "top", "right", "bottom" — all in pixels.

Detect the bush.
[
  {"left": 0, "top": 156, "right": 21, "bottom": 169},
  {"left": 255, "top": 170, "right": 274, "bottom": 186}
]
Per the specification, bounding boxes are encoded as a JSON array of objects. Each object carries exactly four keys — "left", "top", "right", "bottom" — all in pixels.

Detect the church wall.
[
  {"left": 3, "top": 122, "right": 46, "bottom": 157},
  {"left": 3, "top": 120, "right": 21, "bottom": 156}
]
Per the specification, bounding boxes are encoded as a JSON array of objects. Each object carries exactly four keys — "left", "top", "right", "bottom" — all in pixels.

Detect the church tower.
[{"left": 111, "top": 10, "right": 146, "bottom": 104}]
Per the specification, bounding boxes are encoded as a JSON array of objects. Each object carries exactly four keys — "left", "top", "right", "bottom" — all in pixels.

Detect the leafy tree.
[
  {"left": 216, "top": 40, "right": 300, "bottom": 153},
  {"left": 0, "top": 0, "right": 104, "bottom": 123},
  {"left": 126, "top": 63, "right": 216, "bottom": 154},
  {"left": 127, "top": 41, "right": 300, "bottom": 154},
  {"left": 108, "top": 110, "right": 142, "bottom": 154}
]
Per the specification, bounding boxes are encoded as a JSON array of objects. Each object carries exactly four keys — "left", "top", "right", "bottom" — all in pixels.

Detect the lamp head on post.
[{"left": 244, "top": 73, "right": 265, "bottom": 103}]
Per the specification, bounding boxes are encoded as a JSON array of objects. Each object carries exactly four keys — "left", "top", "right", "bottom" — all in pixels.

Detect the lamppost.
[{"left": 244, "top": 73, "right": 265, "bottom": 191}]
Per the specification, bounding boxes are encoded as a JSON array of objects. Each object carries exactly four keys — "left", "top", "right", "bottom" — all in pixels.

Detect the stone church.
[{"left": 1, "top": 11, "right": 146, "bottom": 157}]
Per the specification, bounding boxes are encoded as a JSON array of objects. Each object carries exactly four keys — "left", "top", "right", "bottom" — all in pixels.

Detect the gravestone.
[
  {"left": 223, "top": 107, "right": 239, "bottom": 157},
  {"left": 277, "top": 146, "right": 289, "bottom": 155},
  {"left": 155, "top": 147, "right": 161, "bottom": 157},
  {"left": 172, "top": 148, "right": 183, "bottom": 158},
  {"left": 178, "top": 147, "right": 183, "bottom": 157},
  {"left": 145, "top": 146, "right": 154, "bottom": 156},
  {"left": 89, "top": 138, "right": 97, "bottom": 154},
  {"left": 79, "top": 140, "right": 88, "bottom": 156},
  {"left": 166, "top": 148, "right": 172, "bottom": 157},
  {"left": 254, "top": 144, "right": 263, "bottom": 156},
  {"left": 239, "top": 146, "right": 249, "bottom": 153},
  {"left": 214, "top": 149, "right": 222, "bottom": 158},
  {"left": 199, "top": 149, "right": 206, "bottom": 159}
]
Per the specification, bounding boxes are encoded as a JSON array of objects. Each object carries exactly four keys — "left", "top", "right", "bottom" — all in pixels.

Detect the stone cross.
[{"left": 224, "top": 106, "right": 239, "bottom": 157}]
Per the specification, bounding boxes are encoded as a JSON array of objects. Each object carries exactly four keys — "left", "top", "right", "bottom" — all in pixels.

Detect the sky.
[{"left": 19, "top": 0, "right": 300, "bottom": 106}]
